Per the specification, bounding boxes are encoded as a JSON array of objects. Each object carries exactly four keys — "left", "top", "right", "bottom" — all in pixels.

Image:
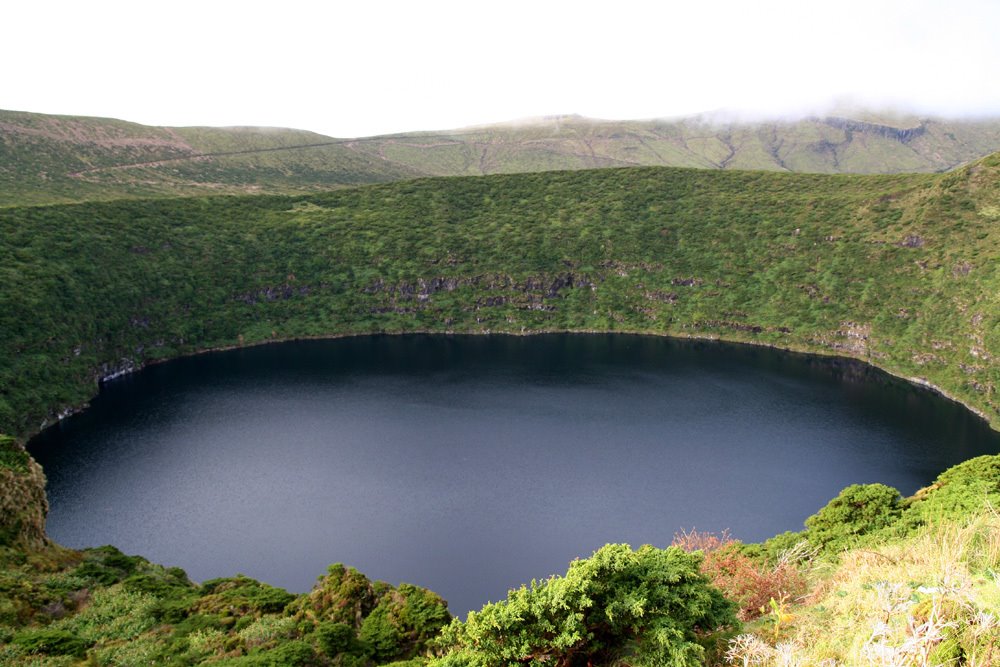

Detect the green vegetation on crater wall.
[{"left": 2, "top": 156, "right": 1000, "bottom": 439}]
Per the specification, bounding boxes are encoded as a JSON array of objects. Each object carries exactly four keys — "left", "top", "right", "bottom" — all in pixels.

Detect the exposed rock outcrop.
[
  {"left": 363, "top": 272, "right": 598, "bottom": 315},
  {"left": 820, "top": 117, "right": 927, "bottom": 144},
  {"left": 235, "top": 283, "right": 312, "bottom": 305}
]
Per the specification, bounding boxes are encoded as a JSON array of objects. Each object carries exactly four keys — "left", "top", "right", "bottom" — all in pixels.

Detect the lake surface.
[{"left": 29, "top": 334, "right": 1000, "bottom": 615}]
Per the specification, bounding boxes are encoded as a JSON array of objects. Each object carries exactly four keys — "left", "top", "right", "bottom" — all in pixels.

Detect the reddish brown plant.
[{"left": 672, "top": 529, "right": 809, "bottom": 621}]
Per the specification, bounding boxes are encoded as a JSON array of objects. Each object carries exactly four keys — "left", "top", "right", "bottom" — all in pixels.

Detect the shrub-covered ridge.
[
  {"left": 0, "top": 546, "right": 450, "bottom": 666},
  {"left": 3, "top": 157, "right": 1000, "bottom": 440}
]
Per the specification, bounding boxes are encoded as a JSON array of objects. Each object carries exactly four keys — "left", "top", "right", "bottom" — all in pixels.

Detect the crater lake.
[{"left": 28, "top": 334, "right": 1000, "bottom": 615}]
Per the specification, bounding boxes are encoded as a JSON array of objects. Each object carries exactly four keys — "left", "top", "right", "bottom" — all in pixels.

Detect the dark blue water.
[{"left": 28, "top": 334, "right": 1000, "bottom": 615}]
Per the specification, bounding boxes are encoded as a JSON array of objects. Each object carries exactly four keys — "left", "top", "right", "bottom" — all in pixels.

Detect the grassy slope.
[
  {"left": 762, "top": 512, "right": 1000, "bottom": 665},
  {"left": 2, "top": 156, "right": 999, "bottom": 439},
  {"left": 6, "top": 109, "right": 1000, "bottom": 207},
  {"left": 0, "top": 110, "right": 422, "bottom": 206},
  {"left": 347, "top": 114, "right": 1000, "bottom": 177}
]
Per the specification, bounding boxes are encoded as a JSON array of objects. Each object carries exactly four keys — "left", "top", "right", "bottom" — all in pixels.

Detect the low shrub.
[
  {"left": 316, "top": 621, "right": 367, "bottom": 658},
  {"left": 73, "top": 545, "right": 145, "bottom": 586},
  {"left": 0, "top": 435, "right": 28, "bottom": 473},
  {"left": 195, "top": 576, "right": 296, "bottom": 616},
  {"left": 359, "top": 583, "right": 450, "bottom": 662},
  {"left": 905, "top": 454, "right": 1000, "bottom": 524},
  {"left": 211, "top": 639, "right": 317, "bottom": 666},
  {"left": 804, "top": 483, "right": 903, "bottom": 552},
  {"left": 12, "top": 627, "right": 89, "bottom": 657},
  {"left": 432, "top": 543, "right": 736, "bottom": 667}
]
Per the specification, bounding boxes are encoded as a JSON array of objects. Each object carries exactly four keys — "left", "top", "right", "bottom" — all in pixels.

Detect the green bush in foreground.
[
  {"left": 432, "top": 543, "right": 736, "bottom": 667},
  {"left": 803, "top": 483, "right": 903, "bottom": 552},
  {"left": 905, "top": 454, "right": 1000, "bottom": 524},
  {"left": 359, "top": 584, "right": 452, "bottom": 662}
]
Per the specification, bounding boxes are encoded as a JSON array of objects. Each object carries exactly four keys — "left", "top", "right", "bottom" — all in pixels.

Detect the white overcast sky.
[{"left": 4, "top": 0, "right": 1000, "bottom": 137}]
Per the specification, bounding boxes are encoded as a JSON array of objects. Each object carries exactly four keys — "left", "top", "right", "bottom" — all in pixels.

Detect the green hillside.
[
  {"left": 2, "top": 156, "right": 999, "bottom": 439},
  {"left": 351, "top": 113, "right": 1000, "bottom": 177},
  {"left": 0, "top": 110, "right": 422, "bottom": 206},
  {"left": 5, "top": 109, "right": 1000, "bottom": 206}
]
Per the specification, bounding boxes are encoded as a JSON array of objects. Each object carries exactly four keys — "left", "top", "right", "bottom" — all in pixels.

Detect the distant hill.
[
  {"left": 0, "top": 110, "right": 422, "bottom": 206},
  {"left": 4, "top": 109, "right": 1000, "bottom": 205},
  {"left": 363, "top": 112, "right": 1000, "bottom": 176}
]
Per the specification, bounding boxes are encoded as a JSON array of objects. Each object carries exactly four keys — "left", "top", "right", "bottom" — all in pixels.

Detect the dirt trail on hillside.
[{"left": 66, "top": 140, "right": 364, "bottom": 177}]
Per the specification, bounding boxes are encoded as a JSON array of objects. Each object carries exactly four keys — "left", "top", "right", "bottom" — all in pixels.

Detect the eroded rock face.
[
  {"left": 834, "top": 321, "right": 873, "bottom": 356},
  {"left": 0, "top": 436, "right": 50, "bottom": 550}
]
